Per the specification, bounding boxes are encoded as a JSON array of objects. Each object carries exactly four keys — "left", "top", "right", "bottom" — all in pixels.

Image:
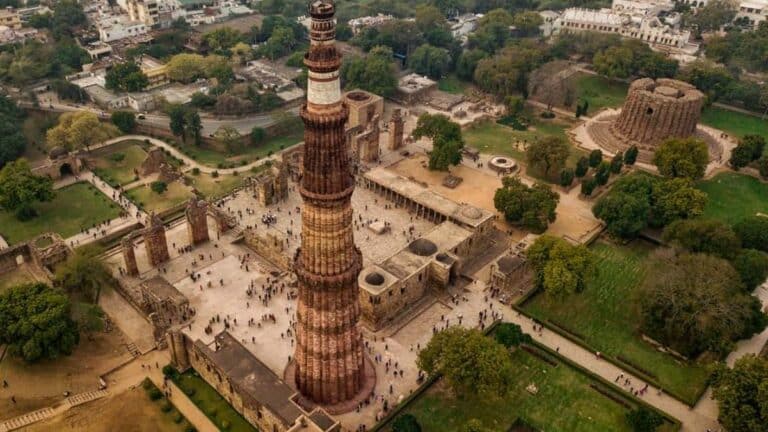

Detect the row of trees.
[{"left": 0, "top": 95, "right": 25, "bottom": 168}]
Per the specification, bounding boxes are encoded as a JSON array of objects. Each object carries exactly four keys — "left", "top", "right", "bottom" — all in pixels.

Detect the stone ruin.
[
  {"left": 122, "top": 214, "right": 170, "bottom": 273},
  {"left": 121, "top": 235, "right": 139, "bottom": 277},
  {"left": 185, "top": 197, "right": 209, "bottom": 246},
  {"left": 138, "top": 275, "right": 191, "bottom": 341},
  {"left": 141, "top": 147, "right": 180, "bottom": 183},
  {"left": 442, "top": 174, "right": 463, "bottom": 189},
  {"left": 388, "top": 109, "right": 404, "bottom": 151},
  {"left": 357, "top": 114, "right": 380, "bottom": 163},
  {"left": 281, "top": 145, "right": 304, "bottom": 182},
  {"left": 242, "top": 228, "right": 291, "bottom": 271},
  {"left": 31, "top": 146, "right": 82, "bottom": 180},
  {"left": 248, "top": 161, "right": 288, "bottom": 206}
]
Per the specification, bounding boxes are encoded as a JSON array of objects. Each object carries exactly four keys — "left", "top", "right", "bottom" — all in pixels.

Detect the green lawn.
[
  {"left": 0, "top": 182, "right": 121, "bottom": 245},
  {"left": 400, "top": 342, "right": 675, "bottom": 432},
  {"left": 573, "top": 74, "right": 629, "bottom": 113},
  {"left": 437, "top": 74, "right": 469, "bottom": 95},
  {"left": 173, "top": 129, "right": 304, "bottom": 168},
  {"left": 700, "top": 106, "right": 768, "bottom": 140},
  {"left": 187, "top": 172, "right": 246, "bottom": 199},
  {"left": 171, "top": 370, "right": 257, "bottom": 432},
  {"left": 92, "top": 142, "right": 148, "bottom": 187},
  {"left": 697, "top": 172, "right": 768, "bottom": 225},
  {"left": 522, "top": 240, "right": 710, "bottom": 405},
  {"left": 125, "top": 181, "right": 194, "bottom": 213}
]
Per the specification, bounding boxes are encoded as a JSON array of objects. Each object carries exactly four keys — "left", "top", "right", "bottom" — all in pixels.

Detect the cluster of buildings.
[{"left": 0, "top": 6, "right": 46, "bottom": 47}]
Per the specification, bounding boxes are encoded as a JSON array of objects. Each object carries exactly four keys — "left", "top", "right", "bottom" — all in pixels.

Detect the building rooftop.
[{"left": 397, "top": 73, "right": 436, "bottom": 95}]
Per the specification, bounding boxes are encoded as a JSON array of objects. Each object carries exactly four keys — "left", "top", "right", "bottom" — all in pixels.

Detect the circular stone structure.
[
  {"left": 408, "top": 238, "right": 438, "bottom": 256},
  {"left": 610, "top": 78, "right": 705, "bottom": 152},
  {"left": 489, "top": 156, "right": 518, "bottom": 174}
]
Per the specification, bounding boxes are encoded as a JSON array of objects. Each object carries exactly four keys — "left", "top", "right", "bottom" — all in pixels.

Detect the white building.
[
  {"left": 97, "top": 15, "right": 149, "bottom": 42},
  {"left": 677, "top": 0, "right": 768, "bottom": 28},
  {"left": 539, "top": 10, "right": 560, "bottom": 37},
  {"left": 448, "top": 13, "right": 482, "bottom": 42},
  {"left": 347, "top": 14, "right": 394, "bottom": 35}
]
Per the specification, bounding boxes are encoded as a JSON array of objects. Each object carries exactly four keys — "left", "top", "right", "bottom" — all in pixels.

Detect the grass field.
[
  {"left": 400, "top": 341, "right": 675, "bottom": 432},
  {"left": 573, "top": 74, "right": 629, "bottom": 113},
  {"left": 174, "top": 129, "right": 304, "bottom": 168},
  {"left": 187, "top": 172, "right": 245, "bottom": 199},
  {"left": 91, "top": 142, "right": 147, "bottom": 186},
  {"left": 172, "top": 370, "right": 257, "bottom": 432},
  {"left": 697, "top": 172, "right": 768, "bottom": 225},
  {"left": 522, "top": 240, "right": 710, "bottom": 404},
  {"left": 700, "top": 107, "right": 768, "bottom": 140},
  {"left": 438, "top": 74, "right": 470, "bottom": 94},
  {"left": 0, "top": 182, "right": 121, "bottom": 245},
  {"left": 125, "top": 181, "right": 194, "bottom": 213}
]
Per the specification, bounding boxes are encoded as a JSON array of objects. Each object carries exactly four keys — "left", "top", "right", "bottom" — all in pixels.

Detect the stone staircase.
[
  {"left": 0, "top": 407, "right": 55, "bottom": 432},
  {"left": 125, "top": 342, "right": 141, "bottom": 357},
  {"left": 66, "top": 389, "right": 109, "bottom": 408}
]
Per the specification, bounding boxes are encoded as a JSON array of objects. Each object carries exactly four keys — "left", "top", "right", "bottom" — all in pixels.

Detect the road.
[{"left": 18, "top": 101, "right": 300, "bottom": 136}]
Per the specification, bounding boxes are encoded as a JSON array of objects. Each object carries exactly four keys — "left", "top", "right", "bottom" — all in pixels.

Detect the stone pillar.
[
  {"left": 167, "top": 330, "right": 190, "bottom": 372},
  {"left": 388, "top": 109, "right": 404, "bottom": 150},
  {"left": 143, "top": 214, "right": 170, "bottom": 267},
  {"left": 121, "top": 236, "right": 139, "bottom": 277},
  {"left": 185, "top": 198, "right": 209, "bottom": 246}
]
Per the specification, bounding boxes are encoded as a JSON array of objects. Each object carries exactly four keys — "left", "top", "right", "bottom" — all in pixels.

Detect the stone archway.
[{"left": 59, "top": 163, "right": 73, "bottom": 177}]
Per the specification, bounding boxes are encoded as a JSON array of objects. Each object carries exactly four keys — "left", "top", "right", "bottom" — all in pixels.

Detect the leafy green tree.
[
  {"left": 0, "top": 283, "right": 79, "bottom": 362},
  {"left": 730, "top": 135, "right": 766, "bottom": 169},
  {"left": 412, "top": 113, "right": 464, "bottom": 171},
  {"left": 51, "top": 0, "right": 86, "bottom": 39},
  {"left": 260, "top": 26, "right": 297, "bottom": 60},
  {"left": 624, "top": 145, "right": 639, "bottom": 165},
  {"left": 469, "top": 9, "right": 515, "bottom": 53},
  {"left": 473, "top": 43, "right": 545, "bottom": 98},
  {"left": 0, "top": 94, "right": 25, "bottom": 168},
  {"left": 593, "top": 45, "right": 635, "bottom": 79},
  {"left": 526, "top": 235, "right": 596, "bottom": 298},
  {"left": 560, "top": 167, "right": 575, "bottom": 187},
  {"left": 588, "top": 149, "right": 603, "bottom": 167},
  {"left": 526, "top": 136, "right": 569, "bottom": 178},
  {"left": 691, "top": 0, "right": 737, "bottom": 33},
  {"left": 575, "top": 156, "right": 589, "bottom": 177},
  {"left": 54, "top": 246, "right": 114, "bottom": 303},
  {"left": 595, "top": 161, "right": 611, "bottom": 185},
  {"left": 649, "top": 177, "right": 707, "bottom": 227},
  {"left": 168, "top": 104, "right": 187, "bottom": 139},
  {"left": 429, "top": 136, "right": 464, "bottom": 171},
  {"left": 251, "top": 127, "right": 266, "bottom": 145},
  {"left": 626, "top": 408, "right": 663, "bottom": 432},
  {"left": 415, "top": 5, "right": 447, "bottom": 32},
  {"left": 341, "top": 46, "right": 397, "bottom": 96},
  {"left": 456, "top": 49, "right": 488, "bottom": 81},
  {"left": 215, "top": 125, "right": 242, "bottom": 153},
  {"left": 640, "top": 252, "right": 765, "bottom": 357},
  {"left": 204, "top": 27, "right": 242, "bottom": 52},
  {"left": 733, "top": 216, "right": 768, "bottom": 253},
  {"left": 732, "top": 249, "right": 768, "bottom": 291},
  {"left": 408, "top": 44, "right": 452, "bottom": 79},
  {"left": 513, "top": 11, "right": 543, "bottom": 36},
  {"left": 494, "top": 177, "right": 559, "bottom": 233},
  {"left": 759, "top": 156, "right": 768, "bottom": 179},
  {"left": 710, "top": 355, "right": 768, "bottom": 432},
  {"left": 662, "top": 218, "right": 742, "bottom": 260},
  {"left": 593, "top": 191, "right": 650, "bottom": 238},
  {"left": 462, "top": 420, "right": 493, "bottom": 432},
  {"left": 105, "top": 62, "right": 149, "bottom": 92},
  {"left": 653, "top": 138, "right": 709, "bottom": 179},
  {"left": 417, "top": 327, "right": 513, "bottom": 396},
  {"left": 494, "top": 323, "right": 532, "bottom": 348},
  {"left": 46, "top": 111, "right": 120, "bottom": 151},
  {"left": 184, "top": 110, "right": 202, "bottom": 146},
  {"left": 392, "top": 414, "right": 421, "bottom": 432},
  {"left": 610, "top": 152, "right": 623, "bottom": 173},
  {"left": 0, "top": 159, "right": 54, "bottom": 220},
  {"left": 581, "top": 177, "right": 597, "bottom": 196},
  {"left": 150, "top": 181, "right": 168, "bottom": 194},
  {"left": 111, "top": 111, "right": 136, "bottom": 133}
]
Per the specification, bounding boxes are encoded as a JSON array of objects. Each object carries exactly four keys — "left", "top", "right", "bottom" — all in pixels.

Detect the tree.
[
  {"left": 662, "top": 219, "right": 741, "bottom": 260},
  {"left": 593, "top": 45, "right": 635, "bottom": 79},
  {"left": 653, "top": 138, "right": 709, "bottom": 180},
  {"left": 640, "top": 252, "right": 765, "bottom": 357},
  {"left": 204, "top": 27, "right": 242, "bottom": 52},
  {"left": 168, "top": 104, "right": 187, "bottom": 139},
  {"left": 710, "top": 355, "right": 768, "bottom": 432},
  {"left": 260, "top": 26, "right": 298, "bottom": 60},
  {"left": 589, "top": 149, "right": 603, "bottom": 167},
  {"left": 166, "top": 53, "right": 208, "bottom": 83},
  {"left": 526, "top": 235, "right": 596, "bottom": 298},
  {"left": 341, "top": 46, "right": 397, "bottom": 97},
  {"left": 494, "top": 323, "right": 532, "bottom": 348},
  {"left": 575, "top": 156, "right": 589, "bottom": 177},
  {"left": 251, "top": 127, "right": 266, "bottom": 145},
  {"left": 469, "top": 9, "right": 515, "bottom": 53},
  {"left": 51, "top": 0, "right": 86, "bottom": 39},
  {"left": 513, "top": 11, "right": 543, "bottom": 37},
  {"left": 429, "top": 136, "right": 464, "bottom": 171},
  {"left": 730, "top": 135, "right": 766, "bottom": 169},
  {"left": 649, "top": 177, "right": 707, "bottom": 227},
  {"left": 0, "top": 159, "right": 54, "bottom": 220},
  {"left": 46, "top": 111, "right": 119, "bottom": 151},
  {"left": 559, "top": 168, "right": 575, "bottom": 187},
  {"left": 0, "top": 94, "right": 25, "bottom": 168},
  {"left": 417, "top": 327, "right": 513, "bottom": 396},
  {"left": 494, "top": 177, "right": 559, "bottom": 233},
  {"left": 184, "top": 110, "right": 202, "bottom": 146},
  {"left": 215, "top": 125, "right": 242, "bottom": 153},
  {"left": 610, "top": 152, "right": 623, "bottom": 174},
  {"left": 150, "top": 180, "right": 168, "bottom": 194},
  {"left": 734, "top": 216, "right": 768, "bottom": 253},
  {"left": 392, "top": 414, "right": 421, "bottom": 432},
  {"left": 593, "top": 191, "right": 650, "bottom": 238},
  {"left": 408, "top": 44, "right": 452, "bottom": 79},
  {"left": 595, "top": 161, "right": 611, "bottom": 185},
  {"left": 105, "top": 62, "right": 149, "bottom": 92},
  {"left": 111, "top": 111, "right": 136, "bottom": 133},
  {"left": 581, "top": 177, "right": 597, "bottom": 196},
  {"left": 624, "top": 145, "right": 639, "bottom": 165},
  {"left": 456, "top": 49, "right": 488, "bottom": 81},
  {"left": 412, "top": 113, "right": 464, "bottom": 171},
  {"left": 526, "top": 136, "right": 569, "bottom": 178},
  {"left": 54, "top": 246, "right": 114, "bottom": 303},
  {"left": 0, "top": 283, "right": 79, "bottom": 362},
  {"left": 415, "top": 5, "right": 446, "bottom": 33},
  {"left": 462, "top": 420, "right": 493, "bottom": 432},
  {"left": 732, "top": 249, "right": 768, "bottom": 291},
  {"left": 691, "top": 0, "right": 738, "bottom": 33},
  {"left": 626, "top": 408, "right": 663, "bottom": 432}
]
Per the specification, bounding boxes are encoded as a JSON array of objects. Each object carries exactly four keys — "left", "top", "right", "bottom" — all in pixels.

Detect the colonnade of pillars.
[{"left": 359, "top": 178, "right": 448, "bottom": 225}]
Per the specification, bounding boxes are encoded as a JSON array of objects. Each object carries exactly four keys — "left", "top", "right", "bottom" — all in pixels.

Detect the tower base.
[{"left": 283, "top": 355, "right": 377, "bottom": 415}]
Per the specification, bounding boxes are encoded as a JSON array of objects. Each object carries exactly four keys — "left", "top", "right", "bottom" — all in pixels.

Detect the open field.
[
  {"left": 172, "top": 369, "right": 257, "bottom": 432},
  {"left": 697, "top": 172, "right": 768, "bottom": 225},
  {"left": 23, "top": 386, "right": 186, "bottom": 432},
  {"left": 438, "top": 74, "right": 470, "bottom": 94},
  {"left": 522, "top": 240, "right": 711, "bottom": 405},
  {"left": 573, "top": 74, "right": 629, "bottom": 113},
  {"left": 0, "top": 182, "right": 121, "bottom": 245},
  {"left": 91, "top": 141, "right": 148, "bottom": 186},
  {"left": 399, "top": 341, "right": 676, "bottom": 432},
  {"left": 187, "top": 171, "right": 246, "bottom": 199},
  {"left": 125, "top": 181, "right": 195, "bottom": 213},
  {"left": 700, "top": 107, "right": 768, "bottom": 141},
  {"left": 172, "top": 129, "right": 304, "bottom": 168}
]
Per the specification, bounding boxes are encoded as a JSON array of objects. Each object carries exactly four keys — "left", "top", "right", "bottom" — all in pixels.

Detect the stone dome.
[
  {"left": 408, "top": 238, "right": 438, "bottom": 256},
  {"left": 364, "top": 272, "right": 385, "bottom": 286},
  {"left": 461, "top": 206, "right": 482, "bottom": 220}
]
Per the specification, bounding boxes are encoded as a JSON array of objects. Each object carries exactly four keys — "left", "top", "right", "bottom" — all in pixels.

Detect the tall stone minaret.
[{"left": 294, "top": 0, "right": 365, "bottom": 405}]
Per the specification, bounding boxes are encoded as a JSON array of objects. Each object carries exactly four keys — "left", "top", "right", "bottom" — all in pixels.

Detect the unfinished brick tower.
[{"left": 294, "top": 0, "right": 366, "bottom": 406}]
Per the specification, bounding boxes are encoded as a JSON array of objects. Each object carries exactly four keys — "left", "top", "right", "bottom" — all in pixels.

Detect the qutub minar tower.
[{"left": 293, "top": 0, "right": 367, "bottom": 406}]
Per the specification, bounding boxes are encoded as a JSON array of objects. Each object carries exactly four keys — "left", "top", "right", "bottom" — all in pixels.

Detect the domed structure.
[{"left": 408, "top": 238, "right": 438, "bottom": 256}]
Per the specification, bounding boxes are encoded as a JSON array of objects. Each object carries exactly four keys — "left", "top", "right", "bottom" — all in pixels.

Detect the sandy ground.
[
  {"left": 0, "top": 330, "right": 132, "bottom": 419},
  {"left": 21, "top": 387, "right": 184, "bottom": 432}
]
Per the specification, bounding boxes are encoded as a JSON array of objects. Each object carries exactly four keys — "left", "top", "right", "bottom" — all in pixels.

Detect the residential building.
[
  {"left": 0, "top": 7, "right": 21, "bottom": 30},
  {"left": 97, "top": 16, "right": 149, "bottom": 42}
]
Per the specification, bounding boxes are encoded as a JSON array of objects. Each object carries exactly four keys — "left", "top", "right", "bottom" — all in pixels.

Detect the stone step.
[
  {"left": 0, "top": 407, "right": 55, "bottom": 431},
  {"left": 125, "top": 342, "right": 140, "bottom": 357},
  {"left": 66, "top": 389, "right": 109, "bottom": 407}
]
